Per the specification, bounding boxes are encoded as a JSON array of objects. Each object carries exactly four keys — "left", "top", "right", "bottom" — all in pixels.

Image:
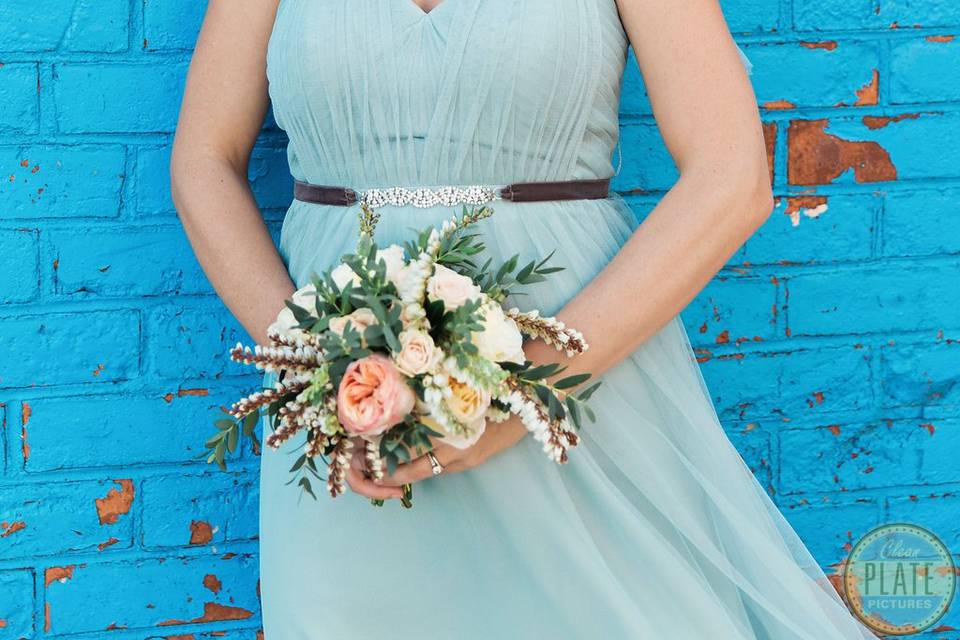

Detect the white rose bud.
[
  {"left": 425, "top": 263, "right": 483, "bottom": 311},
  {"left": 471, "top": 302, "right": 526, "bottom": 365}
]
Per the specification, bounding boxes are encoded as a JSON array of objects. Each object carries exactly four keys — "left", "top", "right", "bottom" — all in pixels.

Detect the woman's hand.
[
  {"left": 343, "top": 436, "right": 407, "bottom": 502},
  {"left": 375, "top": 414, "right": 529, "bottom": 488}
]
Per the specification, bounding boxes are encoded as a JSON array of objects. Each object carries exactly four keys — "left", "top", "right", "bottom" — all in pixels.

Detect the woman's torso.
[{"left": 265, "top": 0, "right": 630, "bottom": 189}]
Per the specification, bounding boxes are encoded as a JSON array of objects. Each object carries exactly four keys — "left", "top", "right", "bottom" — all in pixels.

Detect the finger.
[
  {"left": 346, "top": 464, "right": 404, "bottom": 500},
  {"left": 376, "top": 454, "right": 435, "bottom": 487}
]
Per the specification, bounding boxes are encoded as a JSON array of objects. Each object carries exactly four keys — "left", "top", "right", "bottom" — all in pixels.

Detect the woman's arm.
[
  {"left": 170, "top": 0, "right": 295, "bottom": 344},
  {"left": 522, "top": 0, "right": 773, "bottom": 378},
  {"left": 379, "top": 0, "right": 773, "bottom": 486}
]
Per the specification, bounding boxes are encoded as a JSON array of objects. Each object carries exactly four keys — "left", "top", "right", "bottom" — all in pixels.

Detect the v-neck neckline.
[{"left": 405, "top": 0, "right": 450, "bottom": 17}]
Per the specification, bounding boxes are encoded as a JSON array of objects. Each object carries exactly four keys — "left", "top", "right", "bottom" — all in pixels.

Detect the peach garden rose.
[{"left": 337, "top": 354, "right": 416, "bottom": 437}]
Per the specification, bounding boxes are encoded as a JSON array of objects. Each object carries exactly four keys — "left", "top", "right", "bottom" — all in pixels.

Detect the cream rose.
[
  {"left": 267, "top": 283, "right": 318, "bottom": 340},
  {"left": 471, "top": 303, "right": 526, "bottom": 365},
  {"left": 329, "top": 308, "right": 378, "bottom": 340},
  {"left": 394, "top": 329, "right": 441, "bottom": 376},
  {"left": 426, "top": 264, "right": 482, "bottom": 311},
  {"left": 330, "top": 245, "right": 407, "bottom": 290}
]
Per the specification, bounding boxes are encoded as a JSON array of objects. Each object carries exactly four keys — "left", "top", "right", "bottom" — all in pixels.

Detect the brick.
[
  {"left": 794, "top": 1, "right": 960, "bottom": 32},
  {"left": 0, "top": 479, "right": 133, "bottom": 560},
  {"left": 48, "top": 226, "right": 211, "bottom": 297},
  {"left": 146, "top": 304, "right": 255, "bottom": 380},
  {"left": 0, "top": 63, "right": 39, "bottom": 133},
  {"left": 884, "top": 188, "right": 960, "bottom": 256},
  {"left": 780, "top": 498, "right": 881, "bottom": 567},
  {"left": 21, "top": 390, "right": 242, "bottom": 472},
  {"left": 0, "top": 0, "right": 128, "bottom": 52},
  {"left": 750, "top": 41, "right": 880, "bottom": 110},
  {"left": 786, "top": 262, "right": 960, "bottom": 336},
  {"left": 0, "top": 310, "right": 139, "bottom": 388},
  {"left": 0, "top": 229, "right": 39, "bottom": 303},
  {"left": 43, "top": 553, "right": 259, "bottom": 635},
  {"left": 0, "top": 144, "right": 125, "bottom": 219},
  {"left": 727, "top": 426, "right": 773, "bottom": 491},
  {"left": 612, "top": 122, "right": 675, "bottom": 192},
  {"left": 890, "top": 36, "right": 960, "bottom": 104},
  {"left": 683, "top": 276, "right": 777, "bottom": 347},
  {"left": 136, "top": 145, "right": 293, "bottom": 215},
  {"left": 788, "top": 113, "right": 960, "bottom": 186},
  {"left": 886, "top": 493, "right": 960, "bottom": 549},
  {"left": 880, "top": 337, "right": 960, "bottom": 408},
  {"left": 779, "top": 420, "right": 960, "bottom": 494},
  {"left": 720, "top": 0, "right": 779, "bottom": 33},
  {"left": 53, "top": 63, "right": 187, "bottom": 133},
  {"left": 0, "top": 569, "right": 34, "bottom": 638},
  {"left": 143, "top": 0, "right": 208, "bottom": 51},
  {"left": 741, "top": 194, "right": 877, "bottom": 266},
  {"left": 140, "top": 472, "right": 258, "bottom": 549},
  {"left": 699, "top": 345, "right": 874, "bottom": 420}
]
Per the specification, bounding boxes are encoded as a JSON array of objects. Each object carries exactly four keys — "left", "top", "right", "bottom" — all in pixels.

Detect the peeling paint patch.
[
  {"left": 158, "top": 602, "right": 255, "bottom": 626},
  {"left": 44, "top": 565, "right": 76, "bottom": 586},
  {"left": 203, "top": 574, "right": 222, "bottom": 594},
  {"left": 98, "top": 537, "right": 120, "bottom": 551},
  {"left": 862, "top": 113, "right": 921, "bottom": 129},
  {"left": 926, "top": 35, "right": 955, "bottom": 42},
  {"left": 164, "top": 388, "right": 210, "bottom": 403},
  {"left": 788, "top": 119, "right": 897, "bottom": 185},
  {"left": 0, "top": 520, "right": 26, "bottom": 537},
  {"left": 189, "top": 520, "right": 214, "bottom": 545},
  {"left": 764, "top": 100, "right": 796, "bottom": 110},
  {"left": 784, "top": 196, "right": 829, "bottom": 226},
  {"left": 801, "top": 41, "right": 838, "bottom": 51},
  {"left": 95, "top": 479, "right": 134, "bottom": 525},
  {"left": 854, "top": 69, "right": 879, "bottom": 106},
  {"left": 762, "top": 122, "right": 777, "bottom": 183}
]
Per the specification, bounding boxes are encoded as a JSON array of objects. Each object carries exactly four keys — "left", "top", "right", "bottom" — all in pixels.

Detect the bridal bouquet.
[{"left": 202, "top": 203, "right": 601, "bottom": 507}]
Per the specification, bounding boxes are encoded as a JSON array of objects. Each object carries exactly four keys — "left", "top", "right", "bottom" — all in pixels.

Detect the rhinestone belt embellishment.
[{"left": 359, "top": 185, "right": 502, "bottom": 209}]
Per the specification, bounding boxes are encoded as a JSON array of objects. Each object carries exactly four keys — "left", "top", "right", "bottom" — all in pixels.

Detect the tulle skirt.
[{"left": 258, "top": 193, "right": 879, "bottom": 639}]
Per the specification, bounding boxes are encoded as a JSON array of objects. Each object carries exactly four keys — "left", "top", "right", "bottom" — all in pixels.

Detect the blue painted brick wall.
[{"left": 1, "top": 1, "right": 958, "bottom": 638}]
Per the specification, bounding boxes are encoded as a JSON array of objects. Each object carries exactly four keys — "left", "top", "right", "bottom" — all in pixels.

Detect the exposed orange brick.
[
  {"left": 98, "top": 537, "right": 120, "bottom": 551},
  {"left": 762, "top": 122, "right": 777, "bottom": 184},
  {"left": 95, "top": 479, "right": 134, "bottom": 525},
  {"left": 926, "top": 35, "right": 955, "bottom": 42},
  {"left": 764, "top": 100, "right": 796, "bottom": 110},
  {"left": 44, "top": 565, "right": 76, "bottom": 587},
  {"left": 788, "top": 119, "right": 897, "bottom": 185},
  {"left": 190, "top": 520, "right": 214, "bottom": 545},
  {"left": 715, "top": 330, "right": 730, "bottom": 344},
  {"left": 800, "top": 41, "right": 838, "bottom": 51},
  {"left": 828, "top": 425, "right": 841, "bottom": 436},
  {"left": 203, "top": 574, "right": 222, "bottom": 594},
  {"left": 158, "top": 602, "right": 255, "bottom": 626},
  {"left": 854, "top": 69, "right": 879, "bottom": 106},
  {"left": 862, "top": 113, "right": 921, "bottom": 129},
  {"left": 0, "top": 521, "right": 25, "bottom": 538},
  {"left": 920, "top": 423, "right": 936, "bottom": 435}
]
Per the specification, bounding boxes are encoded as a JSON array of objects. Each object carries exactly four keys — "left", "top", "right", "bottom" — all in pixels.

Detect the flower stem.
[{"left": 401, "top": 483, "right": 413, "bottom": 508}]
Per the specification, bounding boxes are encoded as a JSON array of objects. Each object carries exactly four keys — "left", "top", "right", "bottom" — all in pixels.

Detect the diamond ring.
[{"left": 426, "top": 451, "right": 444, "bottom": 476}]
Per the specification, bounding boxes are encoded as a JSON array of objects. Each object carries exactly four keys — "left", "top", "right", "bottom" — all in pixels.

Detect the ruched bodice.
[{"left": 266, "top": 0, "right": 629, "bottom": 188}]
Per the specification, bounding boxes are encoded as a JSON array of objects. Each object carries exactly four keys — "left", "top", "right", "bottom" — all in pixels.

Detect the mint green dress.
[{"left": 259, "top": 1, "right": 879, "bottom": 638}]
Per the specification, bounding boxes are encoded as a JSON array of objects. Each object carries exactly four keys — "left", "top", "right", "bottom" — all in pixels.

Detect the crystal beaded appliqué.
[{"left": 358, "top": 184, "right": 502, "bottom": 209}]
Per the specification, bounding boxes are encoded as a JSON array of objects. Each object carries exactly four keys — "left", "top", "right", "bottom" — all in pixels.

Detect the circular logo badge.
[{"left": 843, "top": 523, "right": 956, "bottom": 636}]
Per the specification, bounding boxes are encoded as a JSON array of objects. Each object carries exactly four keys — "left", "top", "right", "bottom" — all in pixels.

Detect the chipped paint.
[
  {"left": 926, "top": 35, "right": 955, "bottom": 42},
  {"left": 854, "top": 69, "right": 879, "bottom": 106},
  {"left": 203, "top": 574, "right": 222, "bottom": 594},
  {"left": 94, "top": 479, "right": 134, "bottom": 525},
  {"left": 788, "top": 119, "right": 897, "bottom": 185},
  {"left": 0, "top": 520, "right": 26, "bottom": 537},
  {"left": 784, "top": 196, "right": 829, "bottom": 226},
  {"left": 862, "top": 113, "right": 921, "bottom": 129},
  {"left": 189, "top": 520, "right": 214, "bottom": 545},
  {"left": 158, "top": 602, "right": 255, "bottom": 626},
  {"left": 800, "top": 41, "right": 839, "bottom": 51},
  {"left": 44, "top": 565, "right": 76, "bottom": 586}
]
